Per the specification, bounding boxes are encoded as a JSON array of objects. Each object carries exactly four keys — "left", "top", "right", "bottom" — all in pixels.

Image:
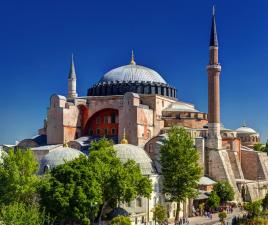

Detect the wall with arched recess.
[
  {"left": 84, "top": 108, "right": 119, "bottom": 138},
  {"left": 77, "top": 104, "right": 90, "bottom": 136}
]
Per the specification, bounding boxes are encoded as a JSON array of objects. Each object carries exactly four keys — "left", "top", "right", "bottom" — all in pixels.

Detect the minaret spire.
[
  {"left": 68, "top": 54, "right": 76, "bottom": 79},
  {"left": 68, "top": 54, "right": 78, "bottom": 98},
  {"left": 210, "top": 5, "right": 218, "bottom": 47},
  {"left": 206, "top": 6, "right": 222, "bottom": 150}
]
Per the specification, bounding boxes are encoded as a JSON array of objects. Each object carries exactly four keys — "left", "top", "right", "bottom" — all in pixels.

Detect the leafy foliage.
[
  {"left": 214, "top": 181, "right": 234, "bottom": 203},
  {"left": 253, "top": 143, "right": 266, "bottom": 152},
  {"left": 88, "top": 138, "right": 152, "bottom": 221},
  {"left": 152, "top": 204, "right": 167, "bottom": 224},
  {"left": 111, "top": 216, "right": 131, "bottom": 225},
  {"left": 0, "top": 149, "right": 40, "bottom": 205},
  {"left": 40, "top": 138, "right": 152, "bottom": 224},
  {"left": 160, "top": 126, "right": 202, "bottom": 219},
  {"left": 244, "top": 200, "right": 263, "bottom": 217},
  {"left": 0, "top": 202, "right": 53, "bottom": 225},
  {"left": 39, "top": 155, "right": 102, "bottom": 224},
  {"left": 218, "top": 211, "right": 227, "bottom": 222},
  {"left": 207, "top": 191, "right": 220, "bottom": 210},
  {"left": 262, "top": 192, "right": 268, "bottom": 211}
]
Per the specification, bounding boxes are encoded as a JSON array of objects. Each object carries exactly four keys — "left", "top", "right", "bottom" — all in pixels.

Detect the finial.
[
  {"left": 121, "top": 128, "right": 128, "bottom": 144},
  {"left": 242, "top": 121, "right": 247, "bottom": 127},
  {"left": 63, "top": 139, "right": 69, "bottom": 147},
  {"left": 130, "top": 50, "right": 136, "bottom": 65}
]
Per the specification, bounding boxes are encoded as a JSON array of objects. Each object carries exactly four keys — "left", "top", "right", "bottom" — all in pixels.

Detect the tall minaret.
[
  {"left": 68, "top": 54, "right": 78, "bottom": 98},
  {"left": 207, "top": 6, "right": 222, "bottom": 149}
]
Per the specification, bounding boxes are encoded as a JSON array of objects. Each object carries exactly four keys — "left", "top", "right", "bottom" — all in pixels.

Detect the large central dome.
[
  {"left": 99, "top": 64, "right": 167, "bottom": 84},
  {"left": 88, "top": 53, "right": 176, "bottom": 98}
]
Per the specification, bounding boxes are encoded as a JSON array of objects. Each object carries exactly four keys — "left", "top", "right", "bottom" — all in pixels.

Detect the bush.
[
  {"left": 0, "top": 202, "right": 53, "bottom": 225},
  {"left": 244, "top": 200, "right": 263, "bottom": 217},
  {"left": 218, "top": 211, "right": 227, "bottom": 222},
  {"left": 207, "top": 191, "right": 220, "bottom": 210},
  {"left": 111, "top": 216, "right": 131, "bottom": 225},
  {"left": 214, "top": 181, "right": 234, "bottom": 203},
  {"left": 152, "top": 204, "right": 167, "bottom": 224}
]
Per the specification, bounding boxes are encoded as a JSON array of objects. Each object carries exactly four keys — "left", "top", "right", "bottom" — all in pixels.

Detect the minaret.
[
  {"left": 207, "top": 6, "right": 222, "bottom": 149},
  {"left": 68, "top": 54, "right": 78, "bottom": 98}
]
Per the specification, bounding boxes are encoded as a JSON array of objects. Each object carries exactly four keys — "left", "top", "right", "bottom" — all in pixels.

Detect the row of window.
[
  {"left": 89, "top": 128, "right": 118, "bottom": 136},
  {"left": 95, "top": 113, "right": 117, "bottom": 124}
]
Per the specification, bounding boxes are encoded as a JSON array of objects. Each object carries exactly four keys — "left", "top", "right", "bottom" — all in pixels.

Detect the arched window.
[{"left": 136, "top": 197, "right": 142, "bottom": 207}]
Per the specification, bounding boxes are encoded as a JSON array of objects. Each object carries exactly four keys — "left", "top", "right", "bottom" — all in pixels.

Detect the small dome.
[
  {"left": 114, "top": 144, "right": 155, "bottom": 175},
  {"left": 99, "top": 64, "right": 167, "bottom": 84},
  {"left": 39, "top": 146, "right": 85, "bottom": 173},
  {"left": 163, "top": 102, "right": 199, "bottom": 112},
  {"left": 236, "top": 126, "right": 257, "bottom": 134}
]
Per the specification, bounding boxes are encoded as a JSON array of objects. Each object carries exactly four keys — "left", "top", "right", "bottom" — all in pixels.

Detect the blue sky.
[{"left": 0, "top": 0, "right": 268, "bottom": 144}]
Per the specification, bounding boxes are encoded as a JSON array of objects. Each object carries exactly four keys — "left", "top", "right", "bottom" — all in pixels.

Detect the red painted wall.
[{"left": 84, "top": 108, "right": 119, "bottom": 137}]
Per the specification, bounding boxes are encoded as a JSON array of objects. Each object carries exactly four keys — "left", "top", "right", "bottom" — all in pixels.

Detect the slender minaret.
[
  {"left": 68, "top": 54, "right": 78, "bottom": 98},
  {"left": 207, "top": 6, "right": 222, "bottom": 149}
]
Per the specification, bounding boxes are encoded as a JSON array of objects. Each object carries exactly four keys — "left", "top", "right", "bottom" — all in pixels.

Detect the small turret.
[{"left": 68, "top": 54, "right": 78, "bottom": 98}]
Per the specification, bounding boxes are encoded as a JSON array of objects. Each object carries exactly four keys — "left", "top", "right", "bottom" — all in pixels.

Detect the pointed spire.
[
  {"left": 209, "top": 5, "right": 218, "bottom": 47},
  {"left": 68, "top": 54, "right": 76, "bottom": 79},
  {"left": 130, "top": 50, "right": 136, "bottom": 65}
]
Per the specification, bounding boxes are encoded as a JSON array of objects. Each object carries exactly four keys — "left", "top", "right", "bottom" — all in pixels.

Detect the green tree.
[
  {"left": 88, "top": 138, "right": 152, "bottom": 224},
  {"left": 0, "top": 149, "right": 40, "bottom": 205},
  {"left": 262, "top": 193, "right": 268, "bottom": 210},
  {"left": 244, "top": 200, "right": 263, "bottom": 217},
  {"left": 0, "top": 202, "right": 53, "bottom": 225},
  {"left": 111, "top": 216, "right": 131, "bottom": 225},
  {"left": 218, "top": 211, "right": 227, "bottom": 224},
  {"left": 160, "top": 126, "right": 202, "bottom": 221},
  {"left": 39, "top": 155, "right": 103, "bottom": 225},
  {"left": 207, "top": 191, "right": 220, "bottom": 210},
  {"left": 152, "top": 204, "right": 167, "bottom": 224},
  {"left": 40, "top": 138, "right": 152, "bottom": 225},
  {"left": 253, "top": 143, "right": 265, "bottom": 152},
  {"left": 214, "top": 181, "right": 234, "bottom": 204}
]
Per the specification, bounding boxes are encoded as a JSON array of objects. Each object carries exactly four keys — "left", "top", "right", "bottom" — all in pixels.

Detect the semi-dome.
[
  {"left": 39, "top": 146, "right": 85, "bottom": 174},
  {"left": 114, "top": 144, "right": 155, "bottom": 175},
  {"left": 99, "top": 64, "right": 167, "bottom": 84},
  {"left": 236, "top": 126, "right": 257, "bottom": 134}
]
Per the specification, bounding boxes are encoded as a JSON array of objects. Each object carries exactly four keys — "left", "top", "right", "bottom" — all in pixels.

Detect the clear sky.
[{"left": 0, "top": 0, "right": 268, "bottom": 144}]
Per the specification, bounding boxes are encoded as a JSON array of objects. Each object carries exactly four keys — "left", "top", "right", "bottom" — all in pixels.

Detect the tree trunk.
[
  {"left": 175, "top": 201, "right": 181, "bottom": 222},
  {"left": 98, "top": 201, "right": 108, "bottom": 225}
]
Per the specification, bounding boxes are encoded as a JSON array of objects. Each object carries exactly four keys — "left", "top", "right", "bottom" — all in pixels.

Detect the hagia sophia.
[{"left": 1, "top": 7, "right": 268, "bottom": 225}]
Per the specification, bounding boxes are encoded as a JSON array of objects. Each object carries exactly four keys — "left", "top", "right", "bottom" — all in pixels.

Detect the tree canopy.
[
  {"left": 152, "top": 204, "right": 167, "bottom": 224},
  {"left": 40, "top": 138, "right": 152, "bottom": 224},
  {"left": 0, "top": 202, "right": 53, "bottom": 225},
  {"left": 111, "top": 216, "right": 131, "bottom": 225},
  {"left": 0, "top": 149, "right": 40, "bottom": 205},
  {"left": 88, "top": 138, "right": 152, "bottom": 223},
  {"left": 39, "top": 155, "right": 102, "bottom": 224},
  {"left": 160, "top": 126, "right": 202, "bottom": 220},
  {"left": 207, "top": 191, "right": 220, "bottom": 210},
  {"left": 214, "top": 181, "right": 234, "bottom": 203}
]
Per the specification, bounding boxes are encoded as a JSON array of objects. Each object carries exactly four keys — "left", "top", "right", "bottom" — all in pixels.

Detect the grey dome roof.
[
  {"left": 114, "top": 144, "right": 156, "bottom": 175},
  {"left": 39, "top": 146, "right": 85, "bottom": 173},
  {"left": 99, "top": 64, "right": 167, "bottom": 84},
  {"left": 236, "top": 126, "right": 257, "bottom": 134}
]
